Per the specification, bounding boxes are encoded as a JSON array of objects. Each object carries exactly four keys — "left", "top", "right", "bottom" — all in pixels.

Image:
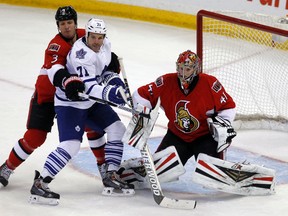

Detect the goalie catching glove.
[{"left": 207, "top": 116, "right": 237, "bottom": 152}]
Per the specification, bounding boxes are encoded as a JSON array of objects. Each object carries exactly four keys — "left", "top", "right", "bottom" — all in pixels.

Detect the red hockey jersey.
[
  {"left": 35, "top": 29, "right": 85, "bottom": 104},
  {"left": 135, "top": 73, "right": 236, "bottom": 143}
]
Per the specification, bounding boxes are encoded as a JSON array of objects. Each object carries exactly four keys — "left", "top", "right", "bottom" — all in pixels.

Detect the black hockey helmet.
[{"left": 55, "top": 6, "right": 77, "bottom": 26}]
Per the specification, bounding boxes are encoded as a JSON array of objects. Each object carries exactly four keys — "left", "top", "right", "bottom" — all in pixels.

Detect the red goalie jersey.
[
  {"left": 133, "top": 72, "right": 236, "bottom": 143},
  {"left": 35, "top": 29, "right": 85, "bottom": 104}
]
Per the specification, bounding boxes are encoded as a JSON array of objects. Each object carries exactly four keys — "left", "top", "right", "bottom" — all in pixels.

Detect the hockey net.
[{"left": 197, "top": 10, "right": 288, "bottom": 131}]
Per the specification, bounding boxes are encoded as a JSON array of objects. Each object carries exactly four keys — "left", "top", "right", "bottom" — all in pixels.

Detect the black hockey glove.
[
  {"left": 53, "top": 68, "right": 71, "bottom": 87},
  {"left": 107, "top": 52, "right": 120, "bottom": 74},
  {"left": 64, "top": 76, "right": 85, "bottom": 101}
]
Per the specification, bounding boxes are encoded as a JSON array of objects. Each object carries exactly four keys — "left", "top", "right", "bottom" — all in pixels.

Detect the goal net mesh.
[{"left": 197, "top": 10, "right": 288, "bottom": 131}]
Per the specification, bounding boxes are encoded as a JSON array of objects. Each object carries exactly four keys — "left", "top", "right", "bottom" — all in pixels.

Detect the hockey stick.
[
  {"left": 118, "top": 57, "right": 134, "bottom": 108},
  {"left": 78, "top": 92, "right": 150, "bottom": 118},
  {"left": 120, "top": 59, "right": 197, "bottom": 209},
  {"left": 141, "top": 144, "right": 197, "bottom": 209}
]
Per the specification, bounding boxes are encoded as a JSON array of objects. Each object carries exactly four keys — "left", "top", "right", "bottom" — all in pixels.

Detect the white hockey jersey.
[{"left": 54, "top": 36, "right": 111, "bottom": 109}]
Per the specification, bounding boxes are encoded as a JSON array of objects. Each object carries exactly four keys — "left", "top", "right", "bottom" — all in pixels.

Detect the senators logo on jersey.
[{"left": 174, "top": 100, "right": 199, "bottom": 133}]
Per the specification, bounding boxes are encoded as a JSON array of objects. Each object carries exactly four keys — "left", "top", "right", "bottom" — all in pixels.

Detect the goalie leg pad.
[
  {"left": 119, "top": 146, "right": 185, "bottom": 189},
  {"left": 192, "top": 153, "right": 276, "bottom": 196},
  {"left": 153, "top": 146, "right": 185, "bottom": 183},
  {"left": 118, "top": 158, "right": 149, "bottom": 189}
]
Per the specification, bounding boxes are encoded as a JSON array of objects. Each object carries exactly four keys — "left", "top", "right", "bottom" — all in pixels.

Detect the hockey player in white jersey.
[{"left": 29, "top": 18, "right": 134, "bottom": 205}]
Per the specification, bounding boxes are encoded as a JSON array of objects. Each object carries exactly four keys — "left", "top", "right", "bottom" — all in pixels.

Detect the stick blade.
[{"left": 158, "top": 196, "right": 197, "bottom": 210}]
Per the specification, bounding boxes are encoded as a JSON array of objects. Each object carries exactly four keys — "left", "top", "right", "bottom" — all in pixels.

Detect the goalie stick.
[
  {"left": 120, "top": 59, "right": 197, "bottom": 209},
  {"left": 141, "top": 144, "right": 197, "bottom": 209}
]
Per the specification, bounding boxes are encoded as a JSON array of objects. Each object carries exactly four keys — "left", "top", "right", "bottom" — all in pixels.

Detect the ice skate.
[
  {"left": 102, "top": 170, "right": 135, "bottom": 196},
  {"left": 0, "top": 162, "right": 13, "bottom": 187},
  {"left": 97, "top": 163, "right": 107, "bottom": 180},
  {"left": 28, "top": 170, "right": 60, "bottom": 205}
]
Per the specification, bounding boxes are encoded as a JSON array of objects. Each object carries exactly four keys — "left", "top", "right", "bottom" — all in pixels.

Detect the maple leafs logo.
[{"left": 76, "top": 48, "right": 87, "bottom": 59}]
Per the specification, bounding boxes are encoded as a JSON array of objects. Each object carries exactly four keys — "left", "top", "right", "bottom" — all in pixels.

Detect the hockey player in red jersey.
[
  {"left": 0, "top": 6, "right": 117, "bottom": 187},
  {"left": 122, "top": 50, "right": 237, "bottom": 171},
  {"left": 121, "top": 51, "right": 275, "bottom": 196},
  {"left": 133, "top": 50, "right": 236, "bottom": 163}
]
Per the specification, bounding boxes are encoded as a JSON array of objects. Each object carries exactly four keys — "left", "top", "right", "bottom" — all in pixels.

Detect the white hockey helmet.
[{"left": 85, "top": 18, "right": 107, "bottom": 39}]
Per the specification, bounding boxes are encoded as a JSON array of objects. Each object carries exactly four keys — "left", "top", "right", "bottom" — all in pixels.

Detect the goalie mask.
[{"left": 176, "top": 50, "right": 201, "bottom": 89}]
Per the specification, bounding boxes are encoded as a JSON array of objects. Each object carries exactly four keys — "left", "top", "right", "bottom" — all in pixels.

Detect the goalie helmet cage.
[{"left": 196, "top": 10, "right": 288, "bottom": 131}]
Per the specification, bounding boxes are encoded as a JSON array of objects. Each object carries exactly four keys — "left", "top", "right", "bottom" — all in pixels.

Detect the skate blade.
[
  {"left": 0, "top": 179, "right": 8, "bottom": 187},
  {"left": 102, "top": 187, "right": 135, "bottom": 196},
  {"left": 28, "top": 194, "right": 59, "bottom": 206}
]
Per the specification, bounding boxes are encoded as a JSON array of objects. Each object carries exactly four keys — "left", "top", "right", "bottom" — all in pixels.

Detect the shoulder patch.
[
  {"left": 211, "top": 80, "right": 222, "bottom": 93},
  {"left": 48, "top": 43, "right": 60, "bottom": 52},
  {"left": 155, "top": 76, "right": 164, "bottom": 87}
]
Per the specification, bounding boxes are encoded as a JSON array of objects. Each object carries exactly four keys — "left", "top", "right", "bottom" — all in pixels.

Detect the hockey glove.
[
  {"left": 53, "top": 68, "right": 71, "bottom": 87},
  {"left": 102, "top": 71, "right": 125, "bottom": 88},
  {"left": 64, "top": 76, "right": 85, "bottom": 101},
  {"left": 102, "top": 85, "right": 127, "bottom": 105},
  {"left": 207, "top": 116, "right": 237, "bottom": 152},
  {"left": 107, "top": 52, "right": 120, "bottom": 74}
]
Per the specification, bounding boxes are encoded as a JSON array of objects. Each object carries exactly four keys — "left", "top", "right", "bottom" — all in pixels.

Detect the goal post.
[{"left": 196, "top": 10, "right": 288, "bottom": 131}]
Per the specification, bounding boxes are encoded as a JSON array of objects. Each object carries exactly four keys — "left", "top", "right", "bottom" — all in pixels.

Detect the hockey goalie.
[
  {"left": 119, "top": 109, "right": 276, "bottom": 196},
  {"left": 119, "top": 50, "right": 276, "bottom": 197}
]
